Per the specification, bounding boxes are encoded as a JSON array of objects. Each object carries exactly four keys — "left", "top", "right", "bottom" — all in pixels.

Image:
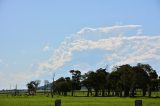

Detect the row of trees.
[
  {"left": 82, "top": 63, "right": 159, "bottom": 97},
  {"left": 27, "top": 63, "right": 160, "bottom": 97},
  {"left": 50, "top": 70, "right": 81, "bottom": 97}
]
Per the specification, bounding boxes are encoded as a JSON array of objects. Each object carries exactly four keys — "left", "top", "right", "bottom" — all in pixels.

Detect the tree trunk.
[
  {"left": 102, "top": 89, "right": 105, "bottom": 97},
  {"left": 90, "top": 90, "right": 93, "bottom": 96},
  {"left": 50, "top": 89, "right": 54, "bottom": 98},
  {"left": 130, "top": 89, "right": 135, "bottom": 97},
  {"left": 148, "top": 87, "right": 151, "bottom": 97},
  {"left": 119, "top": 90, "right": 122, "bottom": 97},
  {"left": 95, "top": 89, "right": 98, "bottom": 97},
  {"left": 107, "top": 89, "right": 110, "bottom": 96},
  {"left": 71, "top": 90, "right": 74, "bottom": 96},
  {"left": 87, "top": 89, "right": 89, "bottom": 97},
  {"left": 112, "top": 90, "right": 115, "bottom": 96},
  {"left": 64, "top": 92, "right": 67, "bottom": 96},
  {"left": 124, "top": 89, "right": 129, "bottom": 97},
  {"left": 142, "top": 89, "right": 146, "bottom": 96}
]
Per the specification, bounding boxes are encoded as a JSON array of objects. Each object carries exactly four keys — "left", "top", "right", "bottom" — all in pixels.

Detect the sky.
[{"left": 0, "top": 0, "right": 160, "bottom": 89}]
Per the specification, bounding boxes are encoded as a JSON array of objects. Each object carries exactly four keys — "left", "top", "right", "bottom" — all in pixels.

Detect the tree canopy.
[{"left": 27, "top": 63, "right": 160, "bottom": 97}]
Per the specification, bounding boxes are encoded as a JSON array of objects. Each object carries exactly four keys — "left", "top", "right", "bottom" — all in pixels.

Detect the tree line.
[{"left": 27, "top": 63, "right": 160, "bottom": 97}]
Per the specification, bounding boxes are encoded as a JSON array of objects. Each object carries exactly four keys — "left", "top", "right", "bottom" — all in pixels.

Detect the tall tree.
[
  {"left": 81, "top": 71, "right": 94, "bottom": 97},
  {"left": 69, "top": 70, "right": 81, "bottom": 96},
  {"left": 26, "top": 81, "right": 36, "bottom": 95},
  {"left": 96, "top": 68, "right": 108, "bottom": 96},
  {"left": 137, "top": 63, "right": 158, "bottom": 97},
  {"left": 117, "top": 64, "right": 133, "bottom": 96},
  {"left": 53, "top": 77, "right": 71, "bottom": 96},
  {"left": 44, "top": 80, "right": 49, "bottom": 95},
  {"left": 131, "top": 65, "right": 150, "bottom": 97},
  {"left": 34, "top": 80, "right": 41, "bottom": 94},
  {"left": 109, "top": 67, "right": 122, "bottom": 96},
  {"left": 82, "top": 68, "right": 108, "bottom": 97}
]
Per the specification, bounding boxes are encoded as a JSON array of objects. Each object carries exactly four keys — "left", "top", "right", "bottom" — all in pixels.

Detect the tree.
[
  {"left": 44, "top": 80, "right": 49, "bottom": 96},
  {"left": 81, "top": 71, "right": 94, "bottom": 97},
  {"left": 53, "top": 77, "right": 71, "bottom": 96},
  {"left": 107, "top": 63, "right": 159, "bottom": 97},
  {"left": 158, "top": 77, "right": 160, "bottom": 93},
  {"left": 96, "top": 68, "right": 108, "bottom": 96},
  {"left": 131, "top": 65, "right": 149, "bottom": 97},
  {"left": 69, "top": 70, "right": 81, "bottom": 96},
  {"left": 82, "top": 68, "right": 108, "bottom": 97},
  {"left": 137, "top": 63, "right": 158, "bottom": 97},
  {"left": 34, "top": 80, "right": 41, "bottom": 94},
  {"left": 26, "top": 81, "right": 36, "bottom": 95},
  {"left": 109, "top": 67, "right": 121, "bottom": 96},
  {"left": 117, "top": 64, "right": 133, "bottom": 97}
]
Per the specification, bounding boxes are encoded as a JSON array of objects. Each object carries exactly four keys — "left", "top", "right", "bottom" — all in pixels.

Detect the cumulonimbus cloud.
[{"left": 39, "top": 25, "right": 160, "bottom": 74}]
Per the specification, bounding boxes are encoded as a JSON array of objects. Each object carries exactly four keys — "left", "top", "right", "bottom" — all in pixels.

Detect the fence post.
[
  {"left": 55, "top": 99, "right": 61, "bottom": 106},
  {"left": 135, "top": 100, "right": 142, "bottom": 106}
]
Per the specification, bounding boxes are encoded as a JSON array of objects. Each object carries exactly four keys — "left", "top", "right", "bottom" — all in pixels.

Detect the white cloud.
[
  {"left": 42, "top": 44, "right": 50, "bottom": 52},
  {"left": 77, "top": 25, "right": 141, "bottom": 35},
  {"left": 39, "top": 24, "right": 160, "bottom": 74},
  {"left": 0, "top": 71, "right": 33, "bottom": 89},
  {"left": 71, "top": 64, "right": 93, "bottom": 74},
  {"left": 1, "top": 24, "right": 160, "bottom": 89},
  {"left": 136, "top": 29, "right": 143, "bottom": 35},
  {"left": 0, "top": 66, "right": 47, "bottom": 89}
]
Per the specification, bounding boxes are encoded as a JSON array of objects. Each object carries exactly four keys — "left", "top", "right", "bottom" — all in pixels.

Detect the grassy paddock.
[{"left": 0, "top": 95, "right": 160, "bottom": 106}]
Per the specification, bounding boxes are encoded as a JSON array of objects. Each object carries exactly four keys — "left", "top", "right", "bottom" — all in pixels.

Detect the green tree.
[
  {"left": 44, "top": 80, "right": 49, "bottom": 96},
  {"left": 26, "top": 81, "right": 36, "bottom": 95},
  {"left": 109, "top": 68, "right": 122, "bottom": 96},
  {"left": 53, "top": 77, "right": 71, "bottom": 96},
  {"left": 131, "top": 65, "right": 149, "bottom": 97},
  {"left": 117, "top": 64, "right": 133, "bottom": 96},
  {"left": 34, "top": 80, "right": 41, "bottom": 94},
  {"left": 82, "top": 68, "right": 108, "bottom": 97},
  {"left": 109, "top": 65, "right": 134, "bottom": 97},
  {"left": 96, "top": 68, "right": 108, "bottom": 96},
  {"left": 81, "top": 71, "right": 94, "bottom": 97},
  {"left": 137, "top": 63, "right": 158, "bottom": 97},
  {"left": 69, "top": 70, "right": 81, "bottom": 96}
]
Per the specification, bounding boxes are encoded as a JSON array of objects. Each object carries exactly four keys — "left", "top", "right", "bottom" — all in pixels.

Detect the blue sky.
[{"left": 0, "top": 0, "right": 160, "bottom": 89}]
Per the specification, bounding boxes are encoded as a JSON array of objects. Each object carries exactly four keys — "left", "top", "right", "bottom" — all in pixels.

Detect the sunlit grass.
[{"left": 0, "top": 94, "right": 160, "bottom": 106}]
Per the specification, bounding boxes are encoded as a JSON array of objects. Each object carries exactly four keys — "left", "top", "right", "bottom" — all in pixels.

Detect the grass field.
[{"left": 0, "top": 95, "right": 160, "bottom": 106}]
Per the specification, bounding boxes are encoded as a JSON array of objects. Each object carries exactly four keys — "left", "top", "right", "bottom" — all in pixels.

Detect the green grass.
[
  {"left": 0, "top": 95, "right": 160, "bottom": 106},
  {"left": 0, "top": 93, "right": 160, "bottom": 106}
]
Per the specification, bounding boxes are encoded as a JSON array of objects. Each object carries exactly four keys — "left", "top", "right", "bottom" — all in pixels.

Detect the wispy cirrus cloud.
[
  {"left": 106, "top": 36, "right": 160, "bottom": 66},
  {"left": 39, "top": 24, "right": 160, "bottom": 74}
]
